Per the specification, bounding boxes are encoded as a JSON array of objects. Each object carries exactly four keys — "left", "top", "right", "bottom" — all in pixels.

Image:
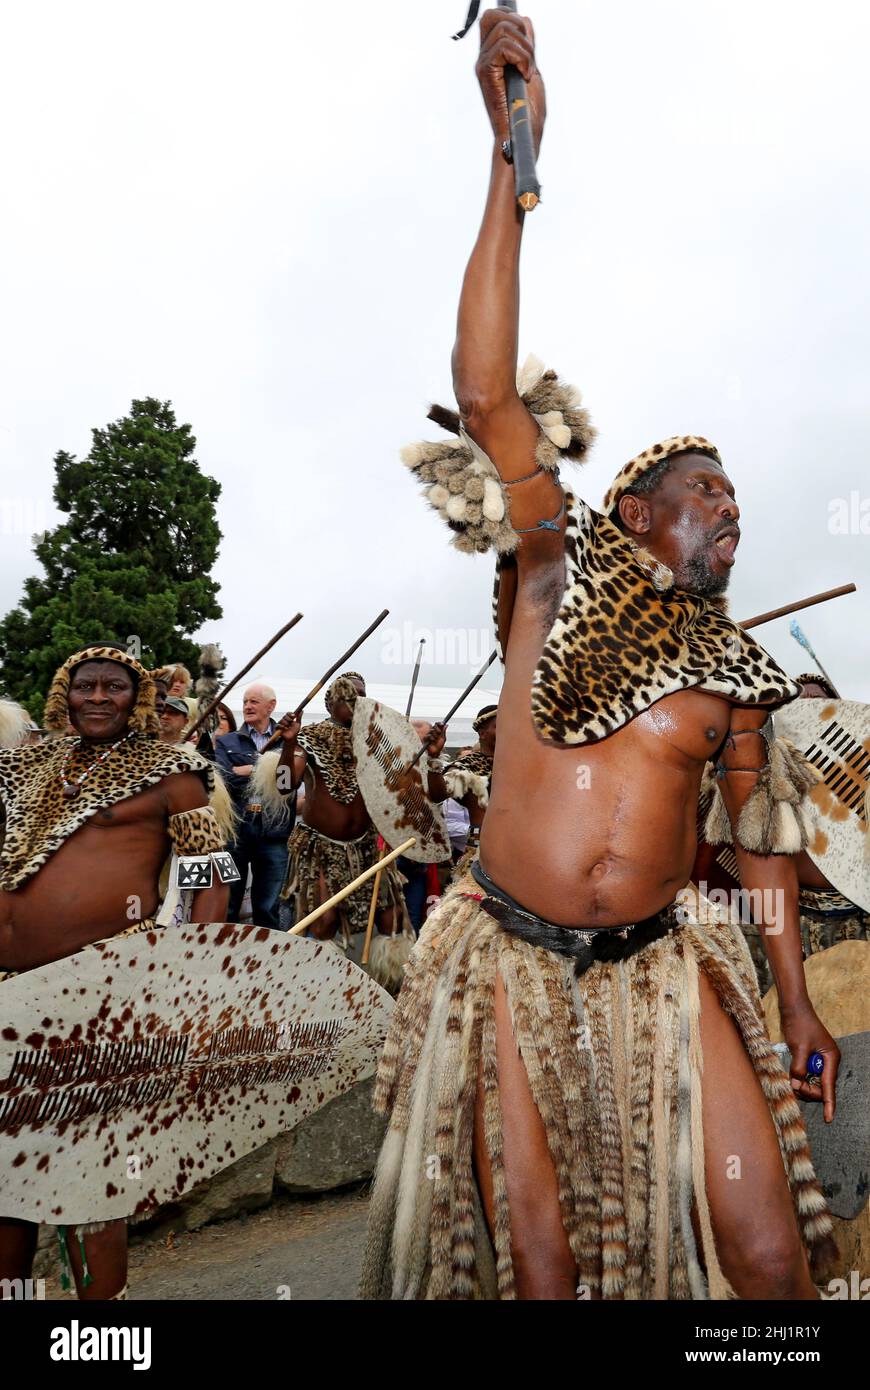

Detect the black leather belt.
[{"left": 469, "top": 860, "right": 676, "bottom": 974}]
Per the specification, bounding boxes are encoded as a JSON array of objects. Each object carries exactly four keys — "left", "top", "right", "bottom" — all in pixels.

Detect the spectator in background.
[
  {"left": 397, "top": 718, "right": 443, "bottom": 932},
  {"left": 168, "top": 665, "right": 192, "bottom": 699},
  {"left": 0, "top": 700, "right": 31, "bottom": 749},
  {"left": 215, "top": 683, "right": 293, "bottom": 928},
  {"left": 166, "top": 663, "right": 198, "bottom": 723},
  {"left": 159, "top": 695, "right": 194, "bottom": 746},
  {"left": 216, "top": 702, "right": 237, "bottom": 737},
  {"left": 444, "top": 796, "right": 471, "bottom": 863},
  {"left": 150, "top": 666, "right": 173, "bottom": 717}
]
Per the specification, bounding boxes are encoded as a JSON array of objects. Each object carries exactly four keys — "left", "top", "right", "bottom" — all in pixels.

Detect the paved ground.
[{"left": 42, "top": 1186, "right": 371, "bottom": 1302}]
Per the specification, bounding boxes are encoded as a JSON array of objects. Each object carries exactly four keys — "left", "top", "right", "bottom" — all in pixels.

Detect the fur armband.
[
  {"left": 248, "top": 751, "right": 296, "bottom": 831},
  {"left": 401, "top": 356, "right": 595, "bottom": 555},
  {"left": 169, "top": 806, "right": 240, "bottom": 890},
  {"left": 703, "top": 736, "right": 819, "bottom": 856},
  {"left": 443, "top": 764, "right": 490, "bottom": 807},
  {"left": 168, "top": 805, "right": 225, "bottom": 856}
]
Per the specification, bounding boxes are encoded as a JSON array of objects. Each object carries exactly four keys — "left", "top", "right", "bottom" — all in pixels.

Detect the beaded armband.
[{"left": 168, "top": 806, "right": 240, "bottom": 889}]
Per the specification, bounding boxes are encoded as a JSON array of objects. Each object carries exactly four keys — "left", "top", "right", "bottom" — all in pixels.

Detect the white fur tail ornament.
[
  {"left": 367, "top": 926, "right": 415, "bottom": 996},
  {"left": 0, "top": 699, "right": 30, "bottom": 749},
  {"left": 209, "top": 763, "right": 240, "bottom": 842},
  {"left": 249, "top": 750, "right": 295, "bottom": 833}
]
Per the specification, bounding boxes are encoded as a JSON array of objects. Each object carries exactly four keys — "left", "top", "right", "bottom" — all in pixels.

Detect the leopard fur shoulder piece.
[
  {"left": 0, "top": 735, "right": 214, "bottom": 892},
  {"left": 298, "top": 721, "right": 359, "bottom": 805},
  {"left": 502, "top": 492, "right": 800, "bottom": 746},
  {"left": 444, "top": 748, "right": 493, "bottom": 807}
]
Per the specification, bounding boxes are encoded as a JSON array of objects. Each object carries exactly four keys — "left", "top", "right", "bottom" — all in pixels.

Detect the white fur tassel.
[
  {"left": 368, "top": 930, "right": 415, "bottom": 995},
  {"left": 0, "top": 699, "right": 29, "bottom": 749},
  {"left": 248, "top": 750, "right": 295, "bottom": 830},
  {"left": 209, "top": 765, "right": 239, "bottom": 843}
]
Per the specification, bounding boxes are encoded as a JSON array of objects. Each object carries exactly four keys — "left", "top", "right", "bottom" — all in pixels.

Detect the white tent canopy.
[{"left": 226, "top": 675, "right": 501, "bottom": 751}]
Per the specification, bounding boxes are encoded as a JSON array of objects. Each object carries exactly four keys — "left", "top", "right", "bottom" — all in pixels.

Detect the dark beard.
[{"left": 675, "top": 551, "right": 730, "bottom": 598}]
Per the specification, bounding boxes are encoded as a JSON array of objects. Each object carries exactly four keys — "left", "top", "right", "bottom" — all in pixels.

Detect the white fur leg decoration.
[
  {"left": 702, "top": 781, "right": 733, "bottom": 846},
  {"left": 368, "top": 929, "right": 415, "bottom": 995}
]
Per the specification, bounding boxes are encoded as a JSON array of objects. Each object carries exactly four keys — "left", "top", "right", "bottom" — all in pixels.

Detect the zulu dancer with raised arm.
[{"left": 362, "top": 8, "right": 838, "bottom": 1301}]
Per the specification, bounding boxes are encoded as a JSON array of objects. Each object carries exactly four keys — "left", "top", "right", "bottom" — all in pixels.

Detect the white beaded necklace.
[{"left": 59, "top": 729, "right": 136, "bottom": 800}]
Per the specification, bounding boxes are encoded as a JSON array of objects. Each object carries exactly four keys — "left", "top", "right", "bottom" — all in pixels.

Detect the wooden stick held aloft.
[
  {"left": 410, "top": 649, "right": 499, "bottom": 767},
  {"left": 185, "top": 613, "right": 304, "bottom": 740},
  {"left": 264, "top": 609, "right": 390, "bottom": 750},
  {"left": 739, "top": 584, "right": 856, "bottom": 632},
  {"left": 405, "top": 638, "right": 426, "bottom": 719},
  {"left": 501, "top": 1, "right": 541, "bottom": 211}
]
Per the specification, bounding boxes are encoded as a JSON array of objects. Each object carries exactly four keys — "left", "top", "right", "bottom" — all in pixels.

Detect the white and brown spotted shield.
[
  {"left": 352, "top": 698, "right": 451, "bottom": 864},
  {"left": 0, "top": 924, "right": 393, "bottom": 1226},
  {"left": 776, "top": 697, "right": 870, "bottom": 912}
]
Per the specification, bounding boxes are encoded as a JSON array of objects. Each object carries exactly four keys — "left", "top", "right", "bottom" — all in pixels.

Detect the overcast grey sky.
[{"left": 1, "top": 0, "right": 868, "bottom": 701}]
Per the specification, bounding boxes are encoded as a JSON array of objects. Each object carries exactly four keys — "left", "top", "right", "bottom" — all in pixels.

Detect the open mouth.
[{"left": 712, "top": 527, "right": 740, "bottom": 564}]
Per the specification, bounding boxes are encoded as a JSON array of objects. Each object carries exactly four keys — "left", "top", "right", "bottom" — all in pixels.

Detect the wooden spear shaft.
[
  {"left": 185, "top": 613, "right": 304, "bottom": 739},
  {"left": 739, "top": 583, "right": 856, "bottom": 631},
  {"left": 361, "top": 859, "right": 387, "bottom": 966},
  {"left": 409, "top": 649, "right": 499, "bottom": 767},
  {"left": 405, "top": 638, "right": 426, "bottom": 719},
  {"left": 263, "top": 609, "right": 390, "bottom": 751},
  {"left": 361, "top": 638, "right": 428, "bottom": 964},
  {"left": 289, "top": 837, "right": 416, "bottom": 937}
]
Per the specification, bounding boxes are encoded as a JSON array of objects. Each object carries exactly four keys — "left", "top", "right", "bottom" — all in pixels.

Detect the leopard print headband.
[
  {"left": 43, "top": 646, "right": 159, "bottom": 736},
  {"left": 601, "top": 435, "right": 724, "bottom": 515},
  {"left": 472, "top": 706, "right": 498, "bottom": 734},
  {"left": 324, "top": 672, "right": 364, "bottom": 718}
]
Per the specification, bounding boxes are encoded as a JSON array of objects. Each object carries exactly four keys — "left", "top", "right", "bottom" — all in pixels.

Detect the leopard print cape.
[
  {"left": 495, "top": 492, "right": 799, "bottom": 746},
  {"left": 298, "top": 720, "right": 359, "bottom": 804},
  {"left": 0, "top": 735, "right": 214, "bottom": 892}
]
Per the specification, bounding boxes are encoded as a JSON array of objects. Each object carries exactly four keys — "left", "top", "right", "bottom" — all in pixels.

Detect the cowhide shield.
[
  {"left": 0, "top": 923, "right": 393, "bottom": 1226},
  {"left": 776, "top": 698, "right": 870, "bottom": 912},
  {"left": 352, "top": 697, "right": 451, "bottom": 864}
]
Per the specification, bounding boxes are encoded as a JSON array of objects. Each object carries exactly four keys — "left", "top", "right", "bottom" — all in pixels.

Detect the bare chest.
[{"left": 79, "top": 784, "right": 167, "bottom": 830}]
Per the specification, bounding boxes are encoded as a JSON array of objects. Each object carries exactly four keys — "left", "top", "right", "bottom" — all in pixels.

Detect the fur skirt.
[
  {"left": 359, "top": 876, "right": 833, "bottom": 1300},
  {"left": 281, "top": 821, "right": 406, "bottom": 939}
]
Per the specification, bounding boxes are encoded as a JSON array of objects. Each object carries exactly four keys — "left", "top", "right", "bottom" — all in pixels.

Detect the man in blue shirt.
[{"left": 215, "top": 683, "right": 293, "bottom": 928}]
